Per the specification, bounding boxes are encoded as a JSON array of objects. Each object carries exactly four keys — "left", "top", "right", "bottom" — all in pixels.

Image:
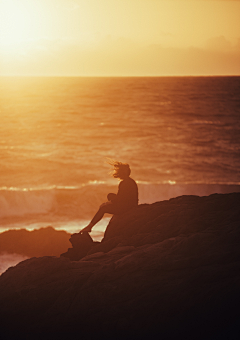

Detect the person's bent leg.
[
  {"left": 90, "top": 206, "right": 106, "bottom": 226},
  {"left": 91, "top": 203, "right": 118, "bottom": 226},
  {"left": 79, "top": 203, "right": 119, "bottom": 234}
]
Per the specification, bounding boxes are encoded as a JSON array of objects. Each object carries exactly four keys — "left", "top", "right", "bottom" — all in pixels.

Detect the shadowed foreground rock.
[{"left": 0, "top": 193, "right": 240, "bottom": 340}]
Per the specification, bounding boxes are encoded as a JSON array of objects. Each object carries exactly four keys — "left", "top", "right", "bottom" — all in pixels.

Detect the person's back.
[{"left": 113, "top": 176, "right": 138, "bottom": 212}]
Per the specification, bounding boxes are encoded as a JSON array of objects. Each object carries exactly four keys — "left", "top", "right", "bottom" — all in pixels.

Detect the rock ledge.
[{"left": 0, "top": 193, "right": 240, "bottom": 340}]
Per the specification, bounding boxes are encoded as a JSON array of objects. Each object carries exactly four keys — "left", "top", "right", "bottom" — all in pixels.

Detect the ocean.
[{"left": 0, "top": 76, "right": 240, "bottom": 270}]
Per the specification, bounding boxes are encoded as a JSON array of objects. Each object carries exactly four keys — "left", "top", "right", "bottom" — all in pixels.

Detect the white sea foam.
[
  {"left": 138, "top": 182, "right": 240, "bottom": 204},
  {"left": 0, "top": 183, "right": 239, "bottom": 223},
  {"left": 0, "top": 189, "right": 55, "bottom": 218}
]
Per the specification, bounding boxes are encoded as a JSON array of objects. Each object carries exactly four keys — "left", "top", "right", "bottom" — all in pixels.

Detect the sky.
[{"left": 0, "top": 0, "right": 240, "bottom": 76}]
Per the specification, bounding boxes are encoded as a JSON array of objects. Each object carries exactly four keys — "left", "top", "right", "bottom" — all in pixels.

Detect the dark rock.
[
  {"left": 0, "top": 226, "right": 71, "bottom": 257},
  {"left": 0, "top": 193, "right": 240, "bottom": 340},
  {"left": 61, "top": 231, "right": 96, "bottom": 261}
]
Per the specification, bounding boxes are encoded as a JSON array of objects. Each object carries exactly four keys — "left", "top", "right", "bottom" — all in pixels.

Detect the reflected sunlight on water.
[{"left": 0, "top": 76, "right": 239, "bottom": 273}]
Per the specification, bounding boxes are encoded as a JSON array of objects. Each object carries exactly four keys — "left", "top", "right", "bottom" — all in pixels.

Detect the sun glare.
[{"left": 0, "top": 0, "right": 43, "bottom": 48}]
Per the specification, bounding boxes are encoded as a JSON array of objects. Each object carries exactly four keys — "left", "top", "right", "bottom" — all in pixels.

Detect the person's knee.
[
  {"left": 97, "top": 205, "right": 107, "bottom": 215},
  {"left": 107, "top": 193, "right": 117, "bottom": 202},
  {"left": 99, "top": 203, "right": 115, "bottom": 215}
]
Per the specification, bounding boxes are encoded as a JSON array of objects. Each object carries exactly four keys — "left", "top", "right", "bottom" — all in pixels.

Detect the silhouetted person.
[{"left": 80, "top": 161, "right": 138, "bottom": 234}]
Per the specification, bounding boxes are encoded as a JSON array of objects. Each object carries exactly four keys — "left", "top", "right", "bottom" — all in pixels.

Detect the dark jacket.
[{"left": 114, "top": 177, "right": 138, "bottom": 212}]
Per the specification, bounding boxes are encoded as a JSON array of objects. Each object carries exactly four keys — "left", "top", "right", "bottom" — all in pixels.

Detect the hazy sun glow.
[
  {"left": 0, "top": 0, "right": 44, "bottom": 47},
  {"left": 0, "top": 0, "right": 240, "bottom": 76}
]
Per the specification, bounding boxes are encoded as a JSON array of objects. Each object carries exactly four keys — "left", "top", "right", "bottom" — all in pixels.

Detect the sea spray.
[
  {"left": 0, "top": 253, "right": 29, "bottom": 275},
  {"left": 1, "top": 183, "right": 240, "bottom": 222}
]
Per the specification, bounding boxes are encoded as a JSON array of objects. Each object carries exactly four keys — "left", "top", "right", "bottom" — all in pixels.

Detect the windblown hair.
[{"left": 109, "top": 160, "right": 131, "bottom": 179}]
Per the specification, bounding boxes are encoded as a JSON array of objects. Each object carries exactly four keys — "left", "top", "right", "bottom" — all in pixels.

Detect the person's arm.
[{"left": 112, "top": 181, "right": 125, "bottom": 205}]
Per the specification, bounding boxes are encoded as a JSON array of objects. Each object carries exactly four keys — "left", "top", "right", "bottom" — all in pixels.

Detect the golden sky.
[{"left": 0, "top": 0, "right": 240, "bottom": 76}]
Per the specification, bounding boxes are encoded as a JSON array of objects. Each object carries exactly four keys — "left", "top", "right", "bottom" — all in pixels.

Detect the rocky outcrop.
[
  {"left": 0, "top": 226, "right": 71, "bottom": 257},
  {"left": 61, "top": 230, "right": 97, "bottom": 260},
  {"left": 0, "top": 193, "right": 240, "bottom": 340}
]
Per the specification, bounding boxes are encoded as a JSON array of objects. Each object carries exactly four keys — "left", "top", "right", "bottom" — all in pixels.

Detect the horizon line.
[{"left": 1, "top": 74, "right": 240, "bottom": 78}]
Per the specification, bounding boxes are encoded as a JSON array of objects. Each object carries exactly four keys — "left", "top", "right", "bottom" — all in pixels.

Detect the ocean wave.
[
  {"left": 0, "top": 253, "right": 29, "bottom": 275},
  {"left": 138, "top": 182, "right": 240, "bottom": 204},
  {"left": 0, "top": 183, "right": 240, "bottom": 221},
  {"left": 0, "top": 189, "right": 55, "bottom": 218}
]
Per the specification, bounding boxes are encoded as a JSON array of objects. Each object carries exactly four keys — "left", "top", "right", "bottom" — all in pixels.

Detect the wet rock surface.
[{"left": 0, "top": 193, "right": 240, "bottom": 339}]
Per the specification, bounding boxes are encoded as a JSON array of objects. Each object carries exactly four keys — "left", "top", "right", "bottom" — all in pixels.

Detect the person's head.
[{"left": 109, "top": 161, "right": 131, "bottom": 180}]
